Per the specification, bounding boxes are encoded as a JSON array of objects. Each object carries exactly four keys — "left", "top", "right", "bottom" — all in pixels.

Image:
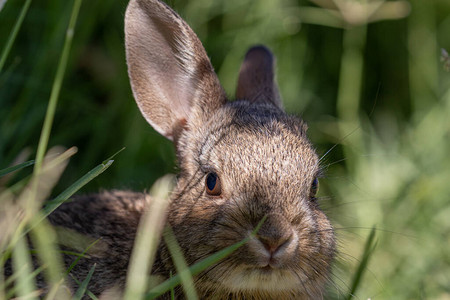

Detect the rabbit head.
[{"left": 125, "top": 0, "right": 335, "bottom": 298}]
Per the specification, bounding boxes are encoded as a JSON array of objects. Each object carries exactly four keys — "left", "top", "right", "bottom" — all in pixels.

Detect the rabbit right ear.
[
  {"left": 236, "top": 46, "right": 282, "bottom": 109},
  {"left": 125, "top": 0, "right": 226, "bottom": 141}
]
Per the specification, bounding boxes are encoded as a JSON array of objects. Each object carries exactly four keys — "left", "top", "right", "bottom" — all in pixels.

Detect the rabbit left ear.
[
  {"left": 236, "top": 45, "right": 282, "bottom": 110},
  {"left": 125, "top": 0, "right": 226, "bottom": 141}
]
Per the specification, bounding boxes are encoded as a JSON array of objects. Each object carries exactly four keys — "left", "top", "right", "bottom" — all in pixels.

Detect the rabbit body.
[{"left": 14, "top": 0, "right": 337, "bottom": 298}]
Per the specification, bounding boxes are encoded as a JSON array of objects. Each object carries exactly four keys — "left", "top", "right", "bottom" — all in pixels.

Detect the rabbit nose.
[
  {"left": 258, "top": 232, "right": 293, "bottom": 256},
  {"left": 256, "top": 214, "right": 293, "bottom": 256}
]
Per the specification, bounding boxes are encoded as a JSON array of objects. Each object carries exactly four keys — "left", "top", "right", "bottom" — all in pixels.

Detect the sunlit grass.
[{"left": 123, "top": 175, "right": 173, "bottom": 300}]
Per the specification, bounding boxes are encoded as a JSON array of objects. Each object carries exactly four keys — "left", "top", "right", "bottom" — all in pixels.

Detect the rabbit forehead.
[
  {"left": 220, "top": 129, "right": 316, "bottom": 177},
  {"left": 196, "top": 103, "right": 318, "bottom": 192}
]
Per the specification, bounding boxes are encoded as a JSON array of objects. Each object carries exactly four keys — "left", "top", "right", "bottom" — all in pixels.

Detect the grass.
[{"left": 1, "top": 0, "right": 450, "bottom": 299}]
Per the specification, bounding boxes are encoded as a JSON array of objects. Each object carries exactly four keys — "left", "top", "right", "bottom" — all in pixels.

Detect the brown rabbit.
[{"left": 22, "top": 0, "right": 337, "bottom": 298}]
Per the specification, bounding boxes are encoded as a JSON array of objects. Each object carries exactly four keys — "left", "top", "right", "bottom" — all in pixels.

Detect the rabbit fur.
[{"left": 8, "top": 0, "right": 337, "bottom": 299}]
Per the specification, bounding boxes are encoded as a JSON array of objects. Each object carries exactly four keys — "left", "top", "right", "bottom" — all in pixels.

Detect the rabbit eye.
[
  {"left": 205, "top": 172, "right": 222, "bottom": 196},
  {"left": 310, "top": 178, "right": 319, "bottom": 199}
]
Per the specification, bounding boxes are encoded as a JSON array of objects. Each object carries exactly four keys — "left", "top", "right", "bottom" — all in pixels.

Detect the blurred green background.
[{"left": 1, "top": 0, "right": 449, "bottom": 298}]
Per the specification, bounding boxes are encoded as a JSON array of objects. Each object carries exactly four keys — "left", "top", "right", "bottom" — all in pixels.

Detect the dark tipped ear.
[
  {"left": 235, "top": 45, "right": 282, "bottom": 109},
  {"left": 125, "top": 0, "right": 226, "bottom": 141}
]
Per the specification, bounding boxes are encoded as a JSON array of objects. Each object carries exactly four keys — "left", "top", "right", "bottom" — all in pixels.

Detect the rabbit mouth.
[{"left": 258, "top": 265, "right": 274, "bottom": 273}]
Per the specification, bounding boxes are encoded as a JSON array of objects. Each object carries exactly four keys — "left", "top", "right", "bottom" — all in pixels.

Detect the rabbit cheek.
[
  {"left": 314, "top": 208, "right": 336, "bottom": 261},
  {"left": 293, "top": 207, "right": 335, "bottom": 287}
]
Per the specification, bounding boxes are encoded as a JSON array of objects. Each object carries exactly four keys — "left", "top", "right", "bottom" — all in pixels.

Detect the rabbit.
[{"left": 7, "top": 0, "right": 337, "bottom": 299}]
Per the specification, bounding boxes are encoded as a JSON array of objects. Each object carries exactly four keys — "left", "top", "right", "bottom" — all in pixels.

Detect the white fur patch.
[{"left": 220, "top": 268, "right": 303, "bottom": 292}]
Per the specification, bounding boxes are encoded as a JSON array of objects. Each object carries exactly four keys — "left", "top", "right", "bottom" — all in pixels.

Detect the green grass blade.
[
  {"left": 0, "top": 160, "right": 35, "bottom": 177},
  {"left": 14, "top": 157, "right": 114, "bottom": 244},
  {"left": 71, "top": 276, "right": 99, "bottom": 300},
  {"left": 65, "top": 238, "right": 102, "bottom": 275},
  {"left": 145, "top": 237, "right": 248, "bottom": 299},
  {"left": 33, "top": 0, "right": 82, "bottom": 178},
  {"left": 163, "top": 227, "right": 198, "bottom": 300},
  {"left": 145, "top": 216, "right": 266, "bottom": 299},
  {"left": 43, "top": 147, "right": 122, "bottom": 214},
  {"left": 170, "top": 271, "right": 175, "bottom": 300},
  {"left": 73, "top": 264, "right": 96, "bottom": 300},
  {"left": 43, "top": 158, "right": 114, "bottom": 215},
  {"left": 102, "top": 147, "right": 125, "bottom": 164},
  {"left": 0, "top": 0, "right": 32, "bottom": 73},
  {"left": 58, "top": 250, "right": 89, "bottom": 258},
  {"left": 346, "top": 226, "right": 377, "bottom": 300}
]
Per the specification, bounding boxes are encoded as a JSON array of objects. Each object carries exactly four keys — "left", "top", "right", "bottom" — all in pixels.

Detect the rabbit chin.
[{"left": 217, "top": 267, "right": 303, "bottom": 292}]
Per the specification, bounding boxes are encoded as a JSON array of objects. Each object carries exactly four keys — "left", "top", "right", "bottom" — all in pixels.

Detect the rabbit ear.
[
  {"left": 236, "top": 46, "right": 282, "bottom": 109},
  {"left": 125, "top": 0, "right": 226, "bottom": 141}
]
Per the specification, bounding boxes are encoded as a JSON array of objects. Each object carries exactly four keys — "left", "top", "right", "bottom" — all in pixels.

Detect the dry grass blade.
[
  {"left": 123, "top": 174, "right": 175, "bottom": 300},
  {"left": 0, "top": 147, "right": 76, "bottom": 300},
  {"left": 1, "top": 147, "right": 75, "bottom": 251},
  {"left": 20, "top": 147, "right": 76, "bottom": 218},
  {"left": 11, "top": 235, "right": 37, "bottom": 299}
]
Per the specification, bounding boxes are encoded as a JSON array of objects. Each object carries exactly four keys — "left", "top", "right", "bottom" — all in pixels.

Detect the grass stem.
[{"left": 0, "top": 0, "right": 32, "bottom": 73}]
